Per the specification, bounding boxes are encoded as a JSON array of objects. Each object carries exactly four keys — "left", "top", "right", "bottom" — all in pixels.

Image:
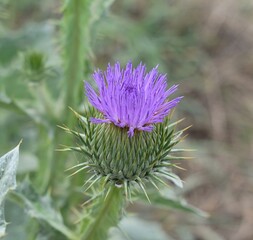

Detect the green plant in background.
[
  {"left": 0, "top": 0, "right": 207, "bottom": 240},
  {"left": 0, "top": 142, "right": 21, "bottom": 237}
]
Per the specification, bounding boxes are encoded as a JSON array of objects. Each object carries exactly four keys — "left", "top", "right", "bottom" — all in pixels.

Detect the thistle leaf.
[
  {"left": 157, "top": 171, "right": 183, "bottom": 188},
  {"left": 138, "top": 189, "right": 208, "bottom": 218},
  {"left": 0, "top": 141, "right": 21, "bottom": 237},
  {"left": 11, "top": 180, "right": 77, "bottom": 240},
  {"left": 0, "top": 94, "right": 38, "bottom": 122},
  {"left": 109, "top": 216, "right": 170, "bottom": 240}
]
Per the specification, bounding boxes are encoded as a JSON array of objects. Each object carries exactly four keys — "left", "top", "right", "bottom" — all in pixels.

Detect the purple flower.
[{"left": 85, "top": 62, "right": 183, "bottom": 137}]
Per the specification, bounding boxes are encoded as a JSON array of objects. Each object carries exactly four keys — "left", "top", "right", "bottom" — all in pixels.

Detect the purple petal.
[
  {"left": 85, "top": 61, "right": 183, "bottom": 137},
  {"left": 90, "top": 118, "right": 111, "bottom": 124},
  {"left": 85, "top": 83, "right": 103, "bottom": 112},
  {"left": 138, "top": 125, "right": 154, "bottom": 132},
  {"left": 127, "top": 127, "right": 135, "bottom": 137}
]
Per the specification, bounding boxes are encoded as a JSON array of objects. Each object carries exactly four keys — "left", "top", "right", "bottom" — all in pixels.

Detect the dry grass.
[{"left": 168, "top": 0, "right": 253, "bottom": 239}]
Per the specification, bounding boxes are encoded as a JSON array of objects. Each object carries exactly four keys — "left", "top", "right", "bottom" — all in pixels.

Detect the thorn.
[
  {"left": 68, "top": 107, "right": 82, "bottom": 119},
  {"left": 172, "top": 164, "right": 187, "bottom": 171},
  {"left": 57, "top": 124, "right": 68, "bottom": 130},
  {"left": 83, "top": 176, "right": 101, "bottom": 192},
  {"left": 67, "top": 165, "right": 90, "bottom": 177},
  {"left": 104, "top": 186, "right": 112, "bottom": 201},
  {"left": 167, "top": 155, "right": 194, "bottom": 160},
  {"left": 149, "top": 177, "right": 160, "bottom": 191},
  {"left": 18, "top": 139, "right": 23, "bottom": 146},
  {"left": 168, "top": 108, "right": 175, "bottom": 119},
  {"left": 180, "top": 125, "right": 192, "bottom": 133},
  {"left": 124, "top": 181, "right": 128, "bottom": 200},
  {"left": 127, "top": 181, "right": 132, "bottom": 203},
  {"left": 101, "top": 175, "right": 111, "bottom": 188},
  {"left": 137, "top": 178, "right": 151, "bottom": 203},
  {"left": 167, "top": 118, "right": 185, "bottom": 128},
  {"left": 82, "top": 175, "right": 96, "bottom": 188},
  {"left": 65, "top": 162, "right": 88, "bottom": 172},
  {"left": 171, "top": 148, "right": 196, "bottom": 152},
  {"left": 152, "top": 175, "right": 170, "bottom": 188},
  {"left": 81, "top": 192, "right": 102, "bottom": 207},
  {"left": 55, "top": 147, "right": 71, "bottom": 152}
]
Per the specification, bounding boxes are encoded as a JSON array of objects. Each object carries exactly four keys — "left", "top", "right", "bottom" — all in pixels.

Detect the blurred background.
[{"left": 1, "top": 0, "right": 253, "bottom": 239}]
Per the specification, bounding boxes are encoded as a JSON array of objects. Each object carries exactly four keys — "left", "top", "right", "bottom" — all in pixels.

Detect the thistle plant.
[
  {"left": 0, "top": 1, "right": 210, "bottom": 240},
  {"left": 62, "top": 61, "right": 189, "bottom": 239}
]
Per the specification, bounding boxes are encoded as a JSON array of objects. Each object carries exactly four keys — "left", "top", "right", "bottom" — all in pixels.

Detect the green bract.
[{"left": 62, "top": 108, "right": 189, "bottom": 199}]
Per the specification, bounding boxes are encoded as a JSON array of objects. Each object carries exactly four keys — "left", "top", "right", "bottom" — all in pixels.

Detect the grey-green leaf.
[
  {"left": 0, "top": 141, "right": 21, "bottom": 238},
  {"left": 11, "top": 180, "right": 76, "bottom": 240},
  {"left": 159, "top": 172, "right": 184, "bottom": 188},
  {"left": 0, "top": 93, "right": 39, "bottom": 123},
  {"left": 139, "top": 189, "right": 208, "bottom": 218},
  {"left": 109, "top": 216, "right": 173, "bottom": 240}
]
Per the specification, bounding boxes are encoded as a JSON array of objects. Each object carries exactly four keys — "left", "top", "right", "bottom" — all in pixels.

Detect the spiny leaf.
[
  {"left": 0, "top": 141, "right": 22, "bottom": 238},
  {"left": 109, "top": 216, "right": 170, "bottom": 240},
  {"left": 0, "top": 94, "right": 38, "bottom": 122},
  {"left": 11, "top": 180, "right": 77, "bottom": 240},
  {"left": 164, "top": 173, "right": 183, "bottom": 188},
  {"left": 138, "top": 189, "right": 209, "bottom": 218}
]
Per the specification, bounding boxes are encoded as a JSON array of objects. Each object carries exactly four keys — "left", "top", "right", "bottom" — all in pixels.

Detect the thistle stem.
[
  {"left": 63, "top": 0, "right": 90, "bottom": 122},
  {"left": 81, "top": 186, "right": 124, "bottom": 240}
]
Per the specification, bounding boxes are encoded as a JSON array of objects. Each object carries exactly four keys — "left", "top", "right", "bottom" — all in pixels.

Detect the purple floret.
[{"left": 85, "top": 62, "right": 183, "bottom": 137}]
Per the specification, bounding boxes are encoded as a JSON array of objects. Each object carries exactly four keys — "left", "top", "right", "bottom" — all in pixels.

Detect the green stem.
[
  {"left": 47, "top": 0, "right": 91, "bottom": 194},
  {"left": 81, "top": 186, "right": 124, "bottom": 240},
  {"left": 63, "top": 0, "right": 90, "bottom": 119},
  {"left": 54, "top": 0, "right": 92, "bottom": 213}
]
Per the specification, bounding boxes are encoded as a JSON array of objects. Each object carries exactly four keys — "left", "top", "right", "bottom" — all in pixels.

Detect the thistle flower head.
[
  {"left": 63, "top": 62, "right": 189, "bottom": 199},
  {"left": 86, "top": 62, "right": 183, "bottom": 137}
]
